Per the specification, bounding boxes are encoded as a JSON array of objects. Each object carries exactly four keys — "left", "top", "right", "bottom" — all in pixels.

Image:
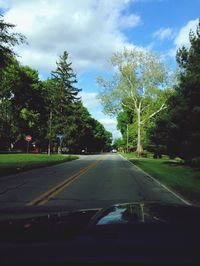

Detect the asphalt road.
[{"left": 0, "top": 153, "right": 186, "bottom": 210}]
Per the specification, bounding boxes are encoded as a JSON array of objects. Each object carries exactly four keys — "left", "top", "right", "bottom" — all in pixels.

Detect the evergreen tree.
[
  {"left": 149, "top": 20, "right": 200, "bottom": 161},
  {"left": 48, "top": 51, "right": 81, "bottom": 151}
]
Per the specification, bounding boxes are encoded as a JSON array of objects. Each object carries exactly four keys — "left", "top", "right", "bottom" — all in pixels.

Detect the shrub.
[{"left": 190, "top": 157, "right": 200, "bottom": 167}]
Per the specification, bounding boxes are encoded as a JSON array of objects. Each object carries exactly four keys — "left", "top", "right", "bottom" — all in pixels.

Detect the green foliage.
[
  {"left": 69, "top": 101, "right": 112, "bottom": 152},
  {"left": 0, "top": 16, "right": 113, "bottom": 153},
  {"left": 43, "top": 51, "right": 81, "bottom": 150},
  {"left": 149, "top": 20, "right": 200, "bottom": 161},
  {"left": 97, "top": 48, "right": 170, "bottom": 156},
  {"left": 0, "top": 60, "right": 46, "bottom": 150},
  {"left": 41, "top": 52, "right": 112, "bottom": 153},
  {"left": 0, "top": 14, "right": 26, "bottom": 69},
  {"left": 0, "top": 52, "right": 112, "bottom": 152},
  {"left": 113, "top": 138, "right": 125, "bottom": 149}
]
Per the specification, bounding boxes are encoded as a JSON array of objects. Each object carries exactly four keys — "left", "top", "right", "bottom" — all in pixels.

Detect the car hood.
[
  {"left": 1, "top": 203, "right": 200, "bottom": 264},
  {"left": 0, "top": 202, "right": 200, "bottom": 225},
  {"left": 0, "top": 202, "right": 200, "bottom": 242},
  {"left": 89, "top": 202, "right": 200, "bottom": 225}
]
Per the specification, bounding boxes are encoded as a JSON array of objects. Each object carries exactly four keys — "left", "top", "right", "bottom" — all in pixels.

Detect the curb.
[{"left": 118, "top": 153, "right": 191, "bottom": 206}]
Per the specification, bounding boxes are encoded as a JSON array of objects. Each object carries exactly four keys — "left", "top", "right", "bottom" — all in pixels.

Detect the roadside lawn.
[
  {"left": 0, "top": 154, "right": 79, "bottom": 177},
  {"left": 121, "top": 153, "right": 200, "bottom": 205}
]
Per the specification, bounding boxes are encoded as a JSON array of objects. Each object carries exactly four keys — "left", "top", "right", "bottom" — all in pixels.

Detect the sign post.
[
  {"left": 48, "top": 111, "right": 52, "bottom": 156},
  {"left": 56, "top": 135, "right": 64, "bottom": 154},
  {"left": 25, "top": 135, "right": 32, "bottom": 153}
]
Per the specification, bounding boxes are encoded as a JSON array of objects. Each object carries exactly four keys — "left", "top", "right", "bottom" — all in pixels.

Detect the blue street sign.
[{"left": 56, "top": 134, "right": 64, "bottom": 139}]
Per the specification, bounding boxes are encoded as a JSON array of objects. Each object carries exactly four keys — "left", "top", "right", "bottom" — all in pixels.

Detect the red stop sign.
[{"left": 25, "top": 135, "right": 32, "bottom": 142}]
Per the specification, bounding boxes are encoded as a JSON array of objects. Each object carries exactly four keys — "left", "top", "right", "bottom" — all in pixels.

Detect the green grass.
[
  {"left": 0, "top": 154, "right": 79, "bottom": 177},
  {"left": 120, "top": 152, "right": 200, "bottom": 205}
]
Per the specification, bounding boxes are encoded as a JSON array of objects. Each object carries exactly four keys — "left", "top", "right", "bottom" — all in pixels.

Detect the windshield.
[{"left": 0, "top": 1, "right": 200, "bottom": 214}]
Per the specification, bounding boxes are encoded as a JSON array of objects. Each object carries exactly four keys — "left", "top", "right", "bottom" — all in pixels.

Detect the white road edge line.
[{"left": 118, "top": 153, "right": 191, "bottom": 205}]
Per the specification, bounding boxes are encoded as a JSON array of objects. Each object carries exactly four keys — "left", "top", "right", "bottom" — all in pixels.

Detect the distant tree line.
[
  {"left": 99, "top": 20, "right": 200, "bottom": 164},
  {"left": 0, "top": 14, "right": 112, "bottom": 153}
]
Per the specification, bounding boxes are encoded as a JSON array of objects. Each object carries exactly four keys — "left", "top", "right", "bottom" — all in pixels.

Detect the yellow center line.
[{"left": 27, "top": 159, "right": 101, "bottom": 206}]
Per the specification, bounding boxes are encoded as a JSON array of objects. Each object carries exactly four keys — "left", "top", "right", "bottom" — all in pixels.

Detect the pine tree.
[
  {"left": 51, "top": 51, "right": 81, "bottom": 103},
  {"left": 49, "top": 51, "right": 81, "bottom": 151}
]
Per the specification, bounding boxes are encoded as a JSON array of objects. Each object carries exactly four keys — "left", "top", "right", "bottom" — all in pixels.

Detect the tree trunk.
[{"left": 136, "top": 108, "right": 143, "bottom": 157}]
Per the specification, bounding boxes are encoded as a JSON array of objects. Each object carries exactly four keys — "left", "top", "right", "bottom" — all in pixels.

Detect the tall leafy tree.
[
  {"left": 12, "top": 66, "right": 46, "bottom": 148},
  {"left": 117, "top": 107, "right": 136, "bottom": 150},
  {"left": 0, "top": 14, "right": 26, "bottom": 69},
  {"left": 0, "top": 14, "right": 26, "bottom": 150},
  {"left": 0, "top": 60, "right": 46, "bottom": 150},
  {"left": 97, "top": 48, "right": 170, "bottom": 156},
  {"left": 0, "top": 59, "right": 21, "bottom": 149}
]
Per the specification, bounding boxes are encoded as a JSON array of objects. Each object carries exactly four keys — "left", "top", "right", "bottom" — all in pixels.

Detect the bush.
[
  {"left": 141, "top": 150, "right": 148, "bottom": 158},
  {"left": 153, "top": 152, "right": 162, "bottom": 159},
  {"left": 190, "top": 157, "right": 200, "bottom": 167}
]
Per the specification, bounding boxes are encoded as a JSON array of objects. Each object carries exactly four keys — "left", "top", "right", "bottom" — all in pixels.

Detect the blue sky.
[{"left": 1, "top": 0, "right": 199, "bottom": 139}]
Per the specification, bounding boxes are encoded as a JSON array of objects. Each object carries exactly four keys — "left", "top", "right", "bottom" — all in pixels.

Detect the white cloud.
[
  {"left": 2, "top": 0, "right": 140, "bottom": 74},
  {"left": 119, "top": 14, "right": 141, "bottom": 28},
  {"left": 1, "top": 0, "right": 138, "bottom": 140},
  {"left": 99, "top": 118, "right": 121, "bottom": 139},
  {"left": 153, "top": 27, "right": 174, "bottom": 41},
  {"left": 168, "top": 48, "right": 176, "bottom": 57},
  {"left": 99, "top": 118, "right": 117, "bottom": 127},
  {"left": 80, "top": 92, "right": 121, "bottom": 138},
  {"left": 168, "top": 18, "right": 199, "bottom": 57},
  {"left": 80, "top": 91, "right": 100, "bottom": 109},
  {"left": 174, "top": 18, "right": 199, "bottom": 48},
  {"left": 78, "top": 92, "right": 121, "bottom": 138}
]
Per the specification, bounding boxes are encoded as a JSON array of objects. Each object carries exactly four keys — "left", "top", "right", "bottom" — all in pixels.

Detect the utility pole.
[
  {"left": 127, "top": 124, "right": 129, "bottom": 153},
  {"left": 48, "top": 111, "right": 52, "bottom": 156}
]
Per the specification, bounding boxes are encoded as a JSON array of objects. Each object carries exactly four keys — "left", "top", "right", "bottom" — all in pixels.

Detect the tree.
[
  {"left": 149, "top": 20, "right": 200, "bottom": 161},
  {"left": 113, "top": 138, "right": 125, "bottom": 150},
  {"left": 76, "top": 110, "right": 112, "bottom": 153},
  {"left": 92, "top": 119, "right": 112, "bottom": 152},
  {"left": 51, "top": 51, "right": 81, "bottom": 102},
  {"left": 45, "top": 51, "right": 81, "bottom": 152},
  {"left": 0, "top": 59, "right": 47, "bottom": 150},
  {"left": 0, "top": 59, "right": 17, "bottom": 149},
  {"left": 12, "top": 66, "right": 47, "bottom": 149},
  {"left": 0, "top": 14, "right": 26, "bottom": 69},
  {"left": 116, "top": 108, "right": 135, "bottom": 151},
  {"left": 97, "top": 48, "right": 170, "bottom": 156}
]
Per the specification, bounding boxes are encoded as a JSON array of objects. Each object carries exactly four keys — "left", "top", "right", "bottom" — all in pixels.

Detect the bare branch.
[
  {"left": 130, "top": 90, "right": 138, "bottom": 110},
  {"left": 122, "top": 102, "right": 135, "bottom": 111},
  {"left": 141, "top": 104, "right": 150, "bottom": 112},
  {"left": 138, "top": 100, "right": 142, "bottom": 110},
  {"left": 141, "top": 103, "right": 167, "bottom": 124},
  {"left": 120, "top": 70, "right": 138, "bottom": 106}
]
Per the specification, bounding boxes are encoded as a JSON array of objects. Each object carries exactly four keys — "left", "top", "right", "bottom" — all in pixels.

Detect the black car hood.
[
  {"left": 0, "top": 202, "right": 200, "bottom": 224},
  {"left": 1, "top": 203, "right": 200, "bottom": 265},
  {"left": 0, "top": 202, "right": 200, "bottom": 243},
  {"left": 89, "top": 202, "right": 200, "bottom": 226}
]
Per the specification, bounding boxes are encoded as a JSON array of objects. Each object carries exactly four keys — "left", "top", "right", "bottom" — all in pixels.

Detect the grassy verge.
[
  {"left": 120, "top": 152, "right": 200, "bottom": 205},
  {"left": 0, "top": 154, "right": 79, "bottom": 177}
]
